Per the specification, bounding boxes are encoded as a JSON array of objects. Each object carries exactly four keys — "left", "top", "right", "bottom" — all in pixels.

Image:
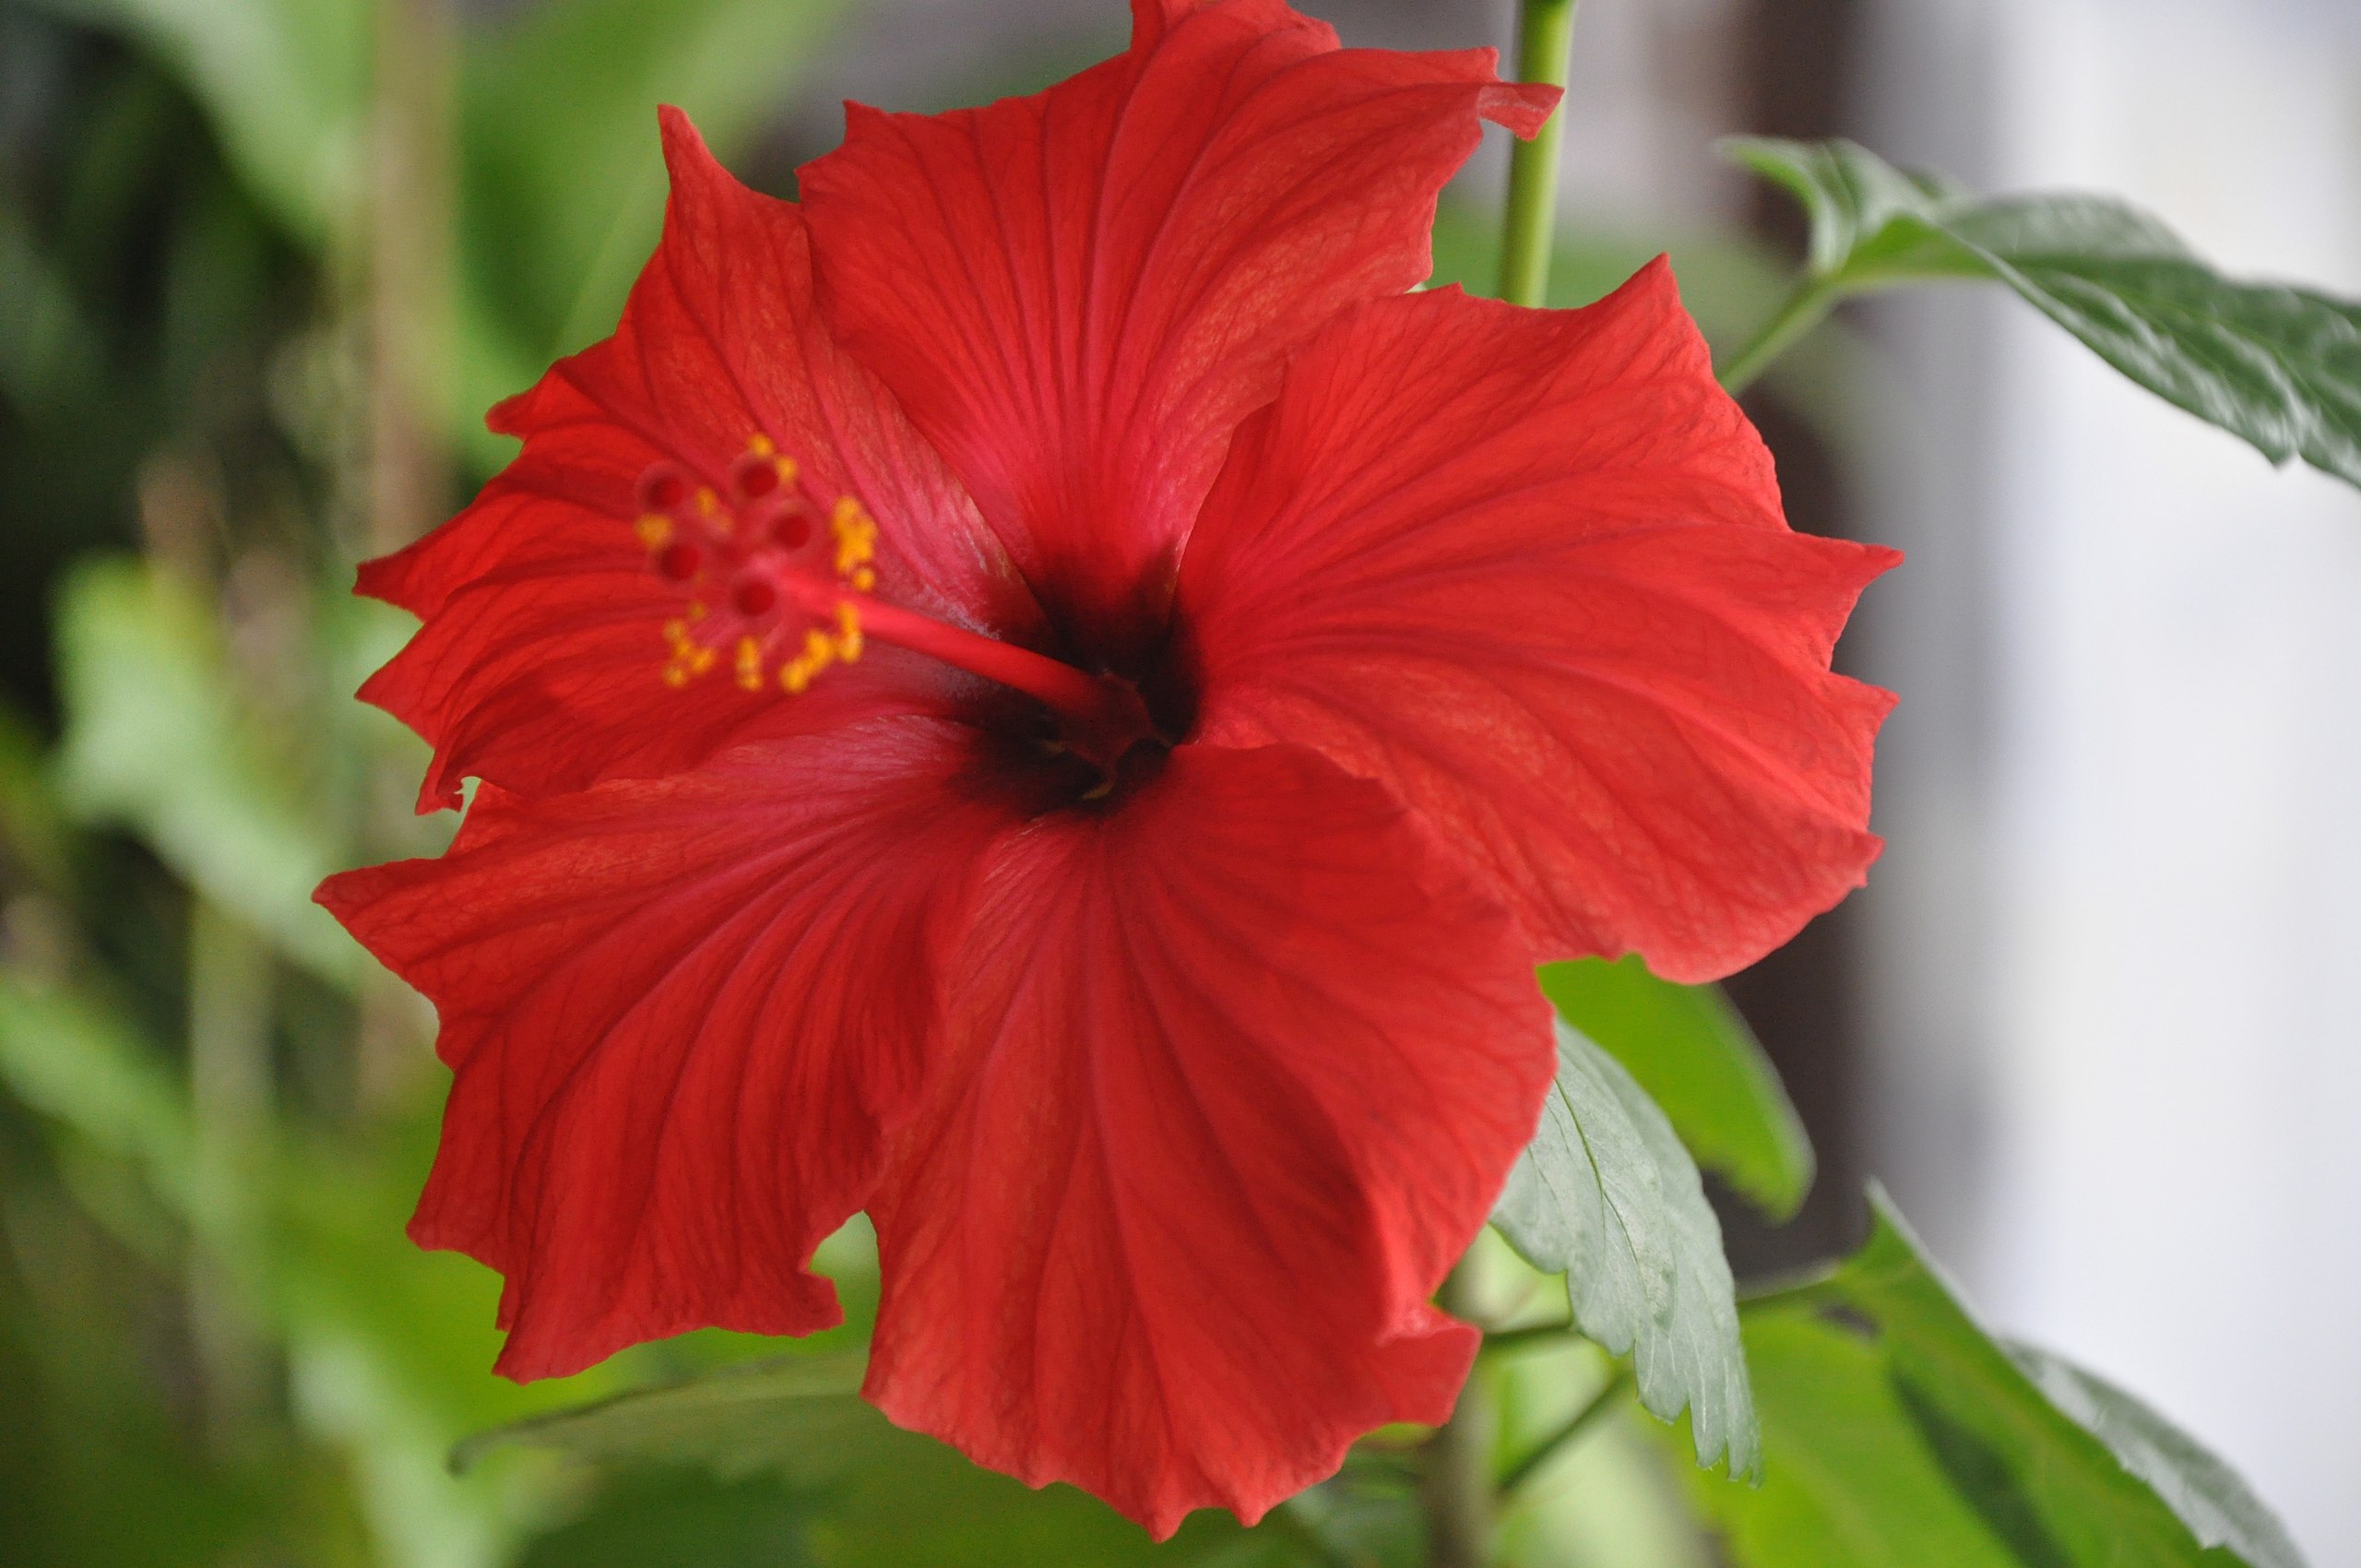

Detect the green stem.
[
  {"left": 1715, "top": 275, "right": 1840, "bottom": 397},
  {"left": 1421, "top": 1262, "right": 1494, "bottom": 1568},
  {"left": 1477, "top": 1318, "right": 1576, "bottom": 1359},
  {"left": 1498, "top": 1367, "right": 1632, "bottom": 1501},
  {"left": 1496, "top": 0, "right": 1580, "bottom": 308}
]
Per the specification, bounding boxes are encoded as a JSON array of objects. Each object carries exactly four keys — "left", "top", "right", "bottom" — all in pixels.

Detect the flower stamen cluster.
[{"left": 635, "top": 434, "right": 878, "bottom": 694}]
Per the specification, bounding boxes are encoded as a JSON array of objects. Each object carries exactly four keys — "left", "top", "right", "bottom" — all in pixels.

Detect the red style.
[{"left": 321, "top": 0, "right": 1895, "bottom": 1536}]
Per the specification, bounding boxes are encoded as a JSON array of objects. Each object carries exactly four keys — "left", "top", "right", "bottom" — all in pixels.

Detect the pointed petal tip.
[
  {"left": 351, "top": 551, "right": 409, "bottom": 610},
  {"left": 482, "top": 385, "right": 536, "bottom": 437},
  {"left": 655, "top": 101, "right": 701, "bottom": 158},
  {"left": 655, "top": 103, "right": 742, "bottom": 206}
]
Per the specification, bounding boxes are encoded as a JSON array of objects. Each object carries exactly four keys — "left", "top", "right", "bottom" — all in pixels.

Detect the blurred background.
[{"left": 0, "top": 0, "right": 2355, "bottom": 1563}]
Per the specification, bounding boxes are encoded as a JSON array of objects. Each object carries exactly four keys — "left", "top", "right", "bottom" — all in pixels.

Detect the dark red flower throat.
[{"left": 634, "top": 435, "right": 1165, "bottom": 789}]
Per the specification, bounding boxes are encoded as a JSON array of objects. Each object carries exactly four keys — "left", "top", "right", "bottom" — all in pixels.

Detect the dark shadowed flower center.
[{"left": 635, "top": 437, "right": 1170, "bottom": 794}]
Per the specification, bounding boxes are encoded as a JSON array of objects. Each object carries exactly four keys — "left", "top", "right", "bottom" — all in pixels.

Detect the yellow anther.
[
  {"left": 779, "top": 627, "right": 833, "bottom": 695},
  {"left": 747, "top": 433, "right": 776, "bottom": 457},
  {"left": 775, "top": 456, "right": 799, "bottom": 486},
  {"left": 850, "top": 565, "right": 876, "bottom": 592},
  {"left": 830, "top": 496, "right": 878, "bottom": 576},
  {"left": 635, "top": 514, "right": 673, "bottom": 548},
  {"left": 695, "top": 487, "right": 719, "bottom": 516},
  {"left": 835, "top": 601, "right": 863, "bottom": 663},
  {"left": 735, "top": 636, "right": 765, "bottom": 691},
  {"left": 662, "top": 614, "right": 715, "bottom": 684}
]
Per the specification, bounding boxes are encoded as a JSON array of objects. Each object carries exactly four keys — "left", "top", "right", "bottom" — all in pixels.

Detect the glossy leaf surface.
[{"left": 1726, "top": 136, "right": 2361, "bottom": 490}]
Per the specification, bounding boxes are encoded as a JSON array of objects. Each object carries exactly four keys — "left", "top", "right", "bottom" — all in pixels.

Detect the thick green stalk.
[
  {"left": 1498, "top": 1367, "right": 1631, "bottom": 1499},
  {"left": 1497, "top": 0, "right": 1580, "bottom": 308},
  {"left": 1422, "top": 1264, "right": 1494, "bottom": 1568}
]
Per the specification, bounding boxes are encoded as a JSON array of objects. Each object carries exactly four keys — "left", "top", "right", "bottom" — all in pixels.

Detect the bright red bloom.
[{"left": 320, "top": 0, "right": 1895, "bottom": 1536}]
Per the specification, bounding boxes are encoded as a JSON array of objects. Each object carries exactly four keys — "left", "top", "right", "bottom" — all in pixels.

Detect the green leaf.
[
  {"left": 512, "top": 1467, "right": 820, "bottom": 1568},
  {"left": 457, "top": 1354, "right": 1312, "bottom": 1566},
  {"left": 1691, "top": 1187, "right": 2308, "bottom": 1567},
  {"left": 1491, "top": 1020, "right": 1758, "bottom": 1479},
  {"left": 53, "top": 557, "right": 359, "bottom": 985},
  {"left": 1724, "top": 136, "right": 2361, "bottom": 490},
  {"left": 1690, "top": 1307, "right": 2019, "bottom": 1565},
  {"left": 2006, "top": 1345, "right": 2304, "bottom": 1568},
  {"left": 1538, "top": 956, "right": 1812, "bottom": 1219},
  {"left": 452, "top": 1353, "right": 872, "bottom": 1480},
  {"left": 1719, "top": 137, "right": 1968, "bottom": 280}
]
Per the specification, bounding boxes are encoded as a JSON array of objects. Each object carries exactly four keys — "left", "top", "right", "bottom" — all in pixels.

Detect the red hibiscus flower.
[{"left": 318, "top": 0, "right": 1895, "bottom": 1536}]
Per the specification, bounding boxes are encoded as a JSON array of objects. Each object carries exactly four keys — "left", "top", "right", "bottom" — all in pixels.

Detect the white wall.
[{"left": 1861, "top": 0, "right": 2361, "bottom": 1559}]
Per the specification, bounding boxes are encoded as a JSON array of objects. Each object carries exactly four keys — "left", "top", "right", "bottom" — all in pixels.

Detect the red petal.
[
  {"left": 863, "top": 742, "right": 1553, "bottom": 1537},
  {"left": 315, "top": 718, "right": 1020, "bottom": 1380},
  {"left": 1178, "top": 264, "right": 1898, "bottom": 982},
  {"left": 800, "top": 2, "right": 1554, "bottom": 651},
  {"left": 362, "top": 110, "right": 1038, "bottom": 810}
]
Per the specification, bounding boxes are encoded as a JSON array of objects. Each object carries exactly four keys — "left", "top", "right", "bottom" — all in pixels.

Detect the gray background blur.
[{"left": 1861, "top": 2, "right": 2361, "bottom": 1563}]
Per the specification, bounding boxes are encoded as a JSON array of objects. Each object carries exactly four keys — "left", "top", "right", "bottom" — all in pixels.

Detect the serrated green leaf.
[
  {"left": 1694, "top": 1187, "right": 2309, "bottom": 1568},
  {"left": 1724, "top": 136, "right": 2361, "bottom": 490},
  {"left": 53, "top": 557, "right": 359, "bottom": 985},
  {"left": 1538, "top": 956, "right": 1812, "bottom": 1220},
  {"left": 1491, "top": 1020, "right": 1758, "bottom": 1479}
]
